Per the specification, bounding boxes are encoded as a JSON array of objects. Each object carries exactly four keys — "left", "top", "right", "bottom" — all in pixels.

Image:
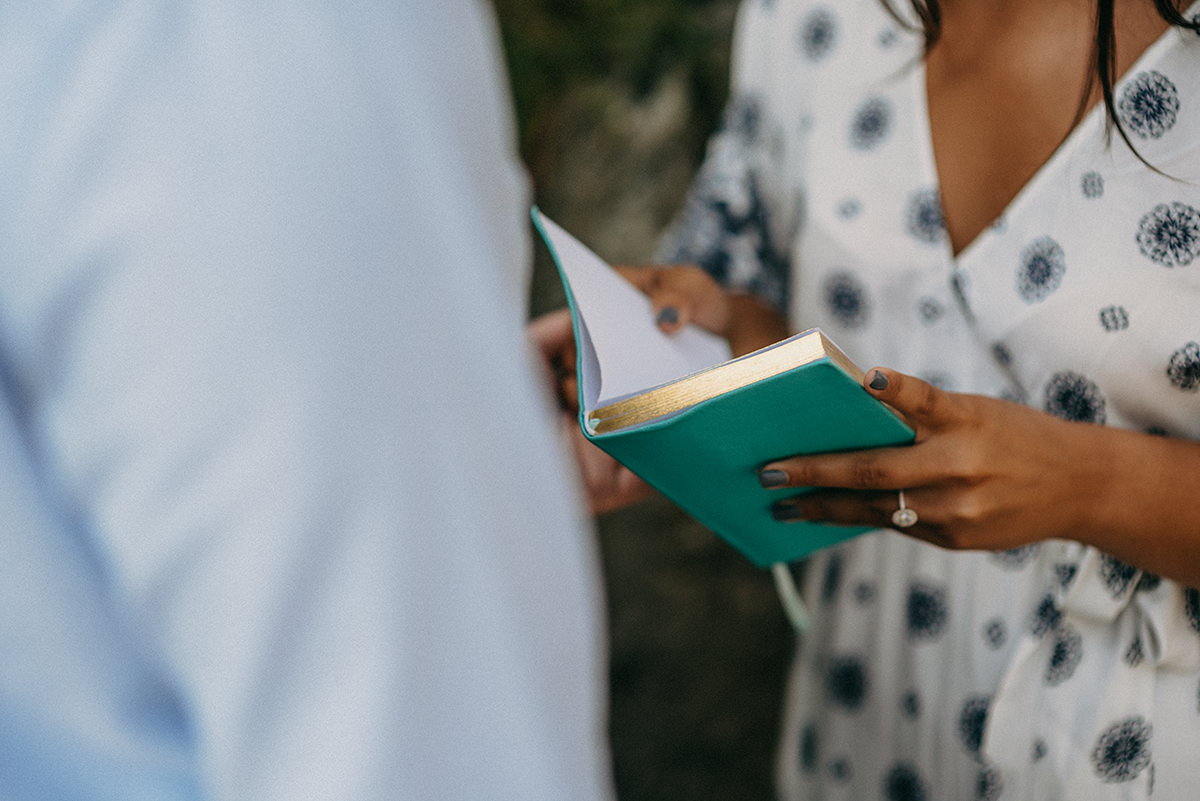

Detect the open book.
[{"left": 533, "top": 208, "right": 914, "bottom": 568}]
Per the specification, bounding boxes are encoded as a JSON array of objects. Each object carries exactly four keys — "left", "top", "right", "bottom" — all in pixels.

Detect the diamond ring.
[{"left": 892, "top": 489, "right": 918, "bottom": 528}]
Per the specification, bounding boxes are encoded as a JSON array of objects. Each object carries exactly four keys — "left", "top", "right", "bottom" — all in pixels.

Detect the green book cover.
[{"left": 533, "top": 208, "right": 914, "bottom": 567}]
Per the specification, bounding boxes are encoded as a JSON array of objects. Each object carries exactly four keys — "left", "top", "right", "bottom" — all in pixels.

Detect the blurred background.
[{"left": 490, "top": 2, "right": 795, "bottom": 799}]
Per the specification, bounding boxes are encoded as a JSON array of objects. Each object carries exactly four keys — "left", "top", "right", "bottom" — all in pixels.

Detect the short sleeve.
[{"left": 655, "top": 0, "right": 798, "bottom": 313}]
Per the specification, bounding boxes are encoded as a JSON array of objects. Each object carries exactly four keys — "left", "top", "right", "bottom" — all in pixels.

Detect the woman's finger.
[
  {"left": 613, "top": 265, "right": 687, "bottom": 331},
  {"left": 613, "top": 264, "right": 659, "bottom": 294},
  {"left": 563, "top": 416, "right": 654, "bottom": 514},
  {"left": 769, "top": 487, "right": 915, "bottom": 528},
  {"left": 861, "top": 367, "right": 965, "bottom": 431},
  {"left": 614, "top": 265, "right": 692, "bottom": 332},
  {"left": 758, "top": 442, "right": 924, "bottom": 492},
  {"left": 755, "top": 368, "right": 964, "bottom": 491},
  {"left": 527, "top": 308, "right": 579, "bottom": 411},
  {"left": 614, "top": 264, "right": 730, "bottom": 336},
  {"left": 527, "top": 307, "right": 576, "bottom": 361}
]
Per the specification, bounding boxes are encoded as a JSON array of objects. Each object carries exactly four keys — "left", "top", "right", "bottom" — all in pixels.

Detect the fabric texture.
[
  {"left": 660, "top": 1, "right": 1200, "bottom": 798},
  {"left": 0, "top": 2, "right": 613, "bottom": 800}
]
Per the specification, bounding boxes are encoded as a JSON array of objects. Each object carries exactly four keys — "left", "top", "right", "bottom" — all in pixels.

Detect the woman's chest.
[{"left": 783, "top": 31, "right": 1200, "bottom": 435}]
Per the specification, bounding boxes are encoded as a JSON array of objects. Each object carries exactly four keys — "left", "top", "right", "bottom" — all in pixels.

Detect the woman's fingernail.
[
  {"left": 656, "top": 306, "right": 679, "bottom": 326},
  {"left": 772, "top": 502, "right": 804, "bottom": 522},
  {"left": 869, "top": 370, "right": 889, "bottom": 391},
  {"left": 759, "top": 469, "right": 788, "bottom": 488}
]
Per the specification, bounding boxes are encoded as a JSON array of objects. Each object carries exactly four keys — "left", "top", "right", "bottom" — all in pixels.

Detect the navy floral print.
[{"left": 666, "top": 2, "right": 1200, "bottom": 799}]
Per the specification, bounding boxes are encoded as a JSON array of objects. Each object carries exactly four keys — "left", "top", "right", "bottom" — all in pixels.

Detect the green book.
[{"left": 533, "top": 208, "right": 914, "bottom": 568}]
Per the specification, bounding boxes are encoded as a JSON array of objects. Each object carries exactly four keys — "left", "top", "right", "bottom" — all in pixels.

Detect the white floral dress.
[{"left": 659, "top": 1, "right": 1200, "bottom": 799}]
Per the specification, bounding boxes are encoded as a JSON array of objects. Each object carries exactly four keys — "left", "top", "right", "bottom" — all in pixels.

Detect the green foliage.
[{"left": 491, "top": 0, "right": 734, "bottom": 159}]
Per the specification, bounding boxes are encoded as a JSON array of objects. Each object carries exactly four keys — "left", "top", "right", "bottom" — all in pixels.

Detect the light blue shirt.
[{"left": 0, "top": 2, "right": 613, "bottom": 799}]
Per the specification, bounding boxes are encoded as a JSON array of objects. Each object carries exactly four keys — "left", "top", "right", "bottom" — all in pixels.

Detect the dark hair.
[{"left": 884, "top": 1, "right": 1200, "bottom": 163}]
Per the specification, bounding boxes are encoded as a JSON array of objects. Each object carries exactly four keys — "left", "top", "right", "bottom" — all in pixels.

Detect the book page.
[{"left": 535, "top": 213, "right": 732, "bottom": 408}]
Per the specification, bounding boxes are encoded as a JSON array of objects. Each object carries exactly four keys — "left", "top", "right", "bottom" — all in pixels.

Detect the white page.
[{"left": 536, "top": 213, "right": 733, "bottom": 408}]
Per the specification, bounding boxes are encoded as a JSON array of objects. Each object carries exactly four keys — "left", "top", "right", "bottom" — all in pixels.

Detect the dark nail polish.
[
  {"left": 656, "top": 306, "right": 679, "bottom": 326},
  {"left": 771, "top": 502, "right": 803, "bottom": 522},
  {"left": 869, "top": 370, "right": 889, "bottom": 391},
  {"left": 759, "top": 469, "right": 788, "bottom": 488}
]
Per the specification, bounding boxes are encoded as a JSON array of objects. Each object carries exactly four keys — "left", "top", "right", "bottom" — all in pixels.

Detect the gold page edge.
[{"left": 587, "top": 331, "right": 839, "bottom": 434}]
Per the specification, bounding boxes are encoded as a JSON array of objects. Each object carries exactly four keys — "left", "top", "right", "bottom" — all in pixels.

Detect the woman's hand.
[
  {"left": 616, "top": 264, "right": 790, "bottom": 356},
  {"left": 527, "top": 308, "right": 580, "bottom": 414},
  {"left": 615, "top": 264, "right": 733, "bottom": 338},
  {"left": 528, "top": 308, "right": 653, "bottom": 515},
  {"left": 759, "top": 369, "right": 1116, "bottom": 550},
  {"left": 559, "top": 414, "right": 655, "bottom": 515},
  {"left": 527, "top": 265, "right": 790, "bottom": 517},
  {"left": 760, "top": 367, "right": 1200, "bottom": 585}
]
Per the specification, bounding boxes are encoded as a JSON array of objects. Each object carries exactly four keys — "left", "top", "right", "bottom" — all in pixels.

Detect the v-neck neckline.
[{"left": 910, "top": 10, "right": 1197, "bottom": 268}]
